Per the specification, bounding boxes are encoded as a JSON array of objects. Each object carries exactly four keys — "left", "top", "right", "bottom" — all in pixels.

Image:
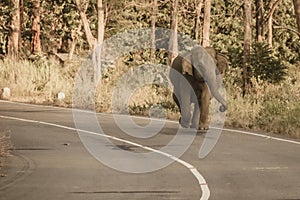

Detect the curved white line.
[{"left": 0, "top": 114, "right": 210, "bottom": 200}]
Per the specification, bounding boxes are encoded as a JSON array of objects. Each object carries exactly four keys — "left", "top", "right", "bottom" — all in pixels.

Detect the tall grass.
[
  {"left": 225, "top": 65, "right": 300, "bottom": 138},
  {"left": 0, "top": 58, "right": 299, "bottom": 138},
  {"left": 0, "top": 58, "right": 76, "bottom": 105}
]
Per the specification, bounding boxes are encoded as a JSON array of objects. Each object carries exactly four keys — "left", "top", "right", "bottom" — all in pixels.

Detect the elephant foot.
[
  {"left": 197, "top": 127, "right": 209, "bottom": 133},
  {"left": 179, "top": 117, "right": 190, "bottom": 128}
]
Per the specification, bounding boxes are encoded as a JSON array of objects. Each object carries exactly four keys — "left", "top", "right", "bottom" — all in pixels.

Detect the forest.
[{"left": 0, "top": 0, "right": 299, "bottom": 137}]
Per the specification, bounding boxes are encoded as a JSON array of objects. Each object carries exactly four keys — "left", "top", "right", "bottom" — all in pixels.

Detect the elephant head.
[{"left": 190, "top": 46, "right": 227, "bottom": 112}]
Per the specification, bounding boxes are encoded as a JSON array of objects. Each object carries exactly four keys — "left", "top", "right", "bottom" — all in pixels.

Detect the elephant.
[{"left": 169, "top": 46, "right": 227, "bottom": 131}]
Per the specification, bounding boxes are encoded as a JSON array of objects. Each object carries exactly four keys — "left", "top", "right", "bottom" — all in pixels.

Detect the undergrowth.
[{"left": 0, "top": 58, "right": 299, "bottom": 138}]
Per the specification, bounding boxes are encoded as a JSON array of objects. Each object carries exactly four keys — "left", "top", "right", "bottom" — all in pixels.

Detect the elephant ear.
[
  {"left": 204, "top": 47, "right": 217, "bottom": 63},
  {"left": 215, "top": 53, "right": 228, "bottom": 74},
  {"left": 182, "top": 54, "right": 193, "bottom": 76}
]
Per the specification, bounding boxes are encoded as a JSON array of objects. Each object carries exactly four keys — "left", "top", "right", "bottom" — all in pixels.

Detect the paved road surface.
[{"left": 0, "top": 100, "right": 299, "bottom": 200}]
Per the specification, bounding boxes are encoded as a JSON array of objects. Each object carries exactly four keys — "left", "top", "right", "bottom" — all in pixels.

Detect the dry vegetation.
[{"left": 0, "top": 58, "right": 299, "bottom": 138}]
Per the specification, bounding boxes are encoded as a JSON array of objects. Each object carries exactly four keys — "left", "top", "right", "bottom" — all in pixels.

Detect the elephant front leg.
[
  {"left": 177, "top": 78, "right": 193, "bottom": 128},
  {"left": 190, "top": 101, "right": 200, "bottom": 129},
  {"left": 198, "top": 84, "right": 211, "bottom": 130}
]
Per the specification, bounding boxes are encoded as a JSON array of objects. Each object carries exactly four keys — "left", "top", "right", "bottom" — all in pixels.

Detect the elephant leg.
[
  {"left": 177, "top": 76, "right": 193, "bottom": 128},
  {"left": 190, "top": 89, "right": 200, "bottom": 129},
  {"left": 198, "top": 83, "right": 211, "bottom": 130},
  {"left": 190, "top": 101, "right": 200, "bottom": 129},
  {"left": 172, "top": 92, "right": 181, "bottom": 111}
]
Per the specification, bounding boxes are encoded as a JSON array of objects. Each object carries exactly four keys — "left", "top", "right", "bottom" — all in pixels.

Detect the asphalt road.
[{"left": 0, "top": 100, "right": 299, "bottom": 200}]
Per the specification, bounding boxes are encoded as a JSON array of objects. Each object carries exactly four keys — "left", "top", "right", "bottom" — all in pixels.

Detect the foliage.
[
  {"left": 225, "top": 64, "right": 300, "bottom": 138},
  {"left": 0, "top": 0, "right": 13, "bottom": 55},
  {"left": 229, "top": 42, "right": 288, "bottom": 84}
]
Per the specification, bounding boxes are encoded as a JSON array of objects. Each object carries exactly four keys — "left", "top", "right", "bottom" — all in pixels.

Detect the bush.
[
  {"left": 229, "top": 42, "right": 288, "bottom": 84},
  {"left": 224, "top": 61, "right": 300, "bottom": 138}
]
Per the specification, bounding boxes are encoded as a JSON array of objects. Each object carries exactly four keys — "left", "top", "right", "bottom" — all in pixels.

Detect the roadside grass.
[
  {"left": 225, "top": 65, "right": 300, "bottom": 138},
  {"left": 0, "top": 58, "right": 299, "bottom": 138},
  {"left": 0, "top": 58, "right": 76, "bottom": 106}
]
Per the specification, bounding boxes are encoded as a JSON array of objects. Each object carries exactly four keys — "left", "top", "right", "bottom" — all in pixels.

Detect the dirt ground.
[{"left": 0, "top": 130, "right": 12, "bottom": 177}]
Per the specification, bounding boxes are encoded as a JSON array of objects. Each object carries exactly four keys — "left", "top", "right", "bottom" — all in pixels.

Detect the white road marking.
[
  {"left": 1, "top": 100, "right": 300, "bottom": 199},
  {"left": 254, "top": 166, "right": 289, "bottom": 171},
  {"left": 0, "top": 114, "right": 210, "bottom": 200}
]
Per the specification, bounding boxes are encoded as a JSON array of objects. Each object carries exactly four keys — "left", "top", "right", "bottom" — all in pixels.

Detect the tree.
[
  {"left": 31, "top": 0, "right": 41, "bottom": 55},
  {"left": 266, "top": 0, "right": 283, "bottom": 47},
  {"left": 8, "top": 0, "right": 20, "bottom": 58},
  {"left": 256, "top": 0, "right": 264, "bottom": 42},
  {"left": 19, "top": 0, "right": 24, "bottom": 51},
  {"left": 97, "top": 0, "right": 105, "bottom": 44},
  {"left": 293, "top": 0, "right": 300, "bottom": 34},
  {"left": 243, "top": 0, "right": 252, "bottom": 96},
  {"left": 151, "top": 0, "right": 157, "bottom": 60},
  {"left": 202, "top": 0, "right": 211, "bottom": 47},
  {"left": 194, "top": 0, "right": 204, "bottom": 43},
  {"left": 75, "top": 0, "right": 97, "bottom": 50},
  {"left": 168, "top": 0, "right": 179, "bottom": 65}
]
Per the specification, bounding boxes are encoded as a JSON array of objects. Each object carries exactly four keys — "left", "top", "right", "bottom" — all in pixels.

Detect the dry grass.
[
  {"left": 0, "top": 58, "right": 299, "bottom": 138},
  {"left": 0, "top": 58, "right": 76, "bottom": 105},
  {"left": 224, "top": 64, "right": 300, "bottom": 138}
]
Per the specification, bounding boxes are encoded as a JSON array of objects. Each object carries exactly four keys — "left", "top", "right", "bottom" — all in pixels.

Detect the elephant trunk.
[
  {"left": 206, "top": 80, "right": 227, "bottom": 112},
  {"left": 192, "top": 46, "right": 227, "bottom": 112}
]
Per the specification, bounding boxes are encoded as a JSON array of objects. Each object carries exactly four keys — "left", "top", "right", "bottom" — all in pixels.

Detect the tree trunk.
[
  {"left": 19, "top": 0, "right": 24, "bottom": 52},
  {"left": 267, "top": 0, "right": 274, "bottom": 47},
  {"left": 75, "top": 0, "right": 97, "bottom": 50},
  {"left": 243, "top": 0, "right": 252, "bottom": 96},
  {"left": 151, "top": 0, "right": 157, "bottom": 60},
  {"left": 293, "top": 0, "right": 300, "bottom": 34},
  {"left": 31, "top": 0, "right": 41, "bottom": 55},
  {"left": 8, "top": 0, "right": 20, "bottom": 59},
  {"left": 168, "top": 0, "right": 179, "bottom": 65},
  {"left": 94, "top": 0, "right": 105, "bottom": 85},
  {"left": 202, "top": 0, "right": 211, "bottom": 47},
  {"left": 69, "top": 20, "right": 83, "bottom": 60},
  {"left": 266, "top": 0, "right": 282, "bottom": 47},
  {"left": 97, "top": 0, "right": 105, "bottom": 44},
  {"left": 256, "top": 0, "right": 264, "bottom": 42},
  {"left": 194, "top": 0, "right": 204, "bottom": 42}
]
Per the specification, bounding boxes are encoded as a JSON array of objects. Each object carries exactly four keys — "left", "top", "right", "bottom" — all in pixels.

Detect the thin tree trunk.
[
  {"left": 267, "top": 0, "right": 274, "bottom": 47},
  {"left": 293, "top": 0, "right": 300, "bottom": 34},
  {"left": 266, "top": 0, "right": 282, "bottom": 47},
  {"left": 97, "top": 0, "right": 105, "bottom": 44},
  {"left": 69, "top": 20, "right": 83, "bottom": 60},
  {"left": 8, "top": 0, "right": 20, "bottom": 59},
  {"left": 75, "top": 0, "right": 97, "bottom": 50},
  {"left": 151, "top": 0, "right": 157, "bottom": 60},
  {"left": 256, "top": 0, "right": 264, "bottom": 42},
  {"left": 194, "top": 0, "right": 204, "bottom": 42},
  {"left": 31, "top": 0, "right": 41, "bottom": 55},
  {"left": 94, "top": 0, "right": 105, "bottom": 85},
  {"left": 243, "top": 0, "right": 252, "bottom": 96},
  {"left": 202, "top": 0, "right": 211, "bottom": 47},
  {"left": 168, "top": 0, "right": 179, "bottom": 65},
  {"left": 19, "top": 0, "right": 24, "bottom": 52}
]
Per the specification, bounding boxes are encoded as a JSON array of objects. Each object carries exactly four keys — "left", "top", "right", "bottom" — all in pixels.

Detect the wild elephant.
[{"left": 169, "top": 46, "right": 227, "bottom": 131}]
